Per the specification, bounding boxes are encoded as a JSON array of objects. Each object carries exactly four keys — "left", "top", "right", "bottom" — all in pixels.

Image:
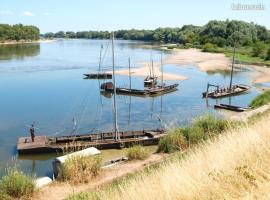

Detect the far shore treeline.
[
  {"left": 0, "top": 24, "right": 40, "bottom": 42},
  {"left": 43, "top": 20, "right": 270, "bottom": 47}
]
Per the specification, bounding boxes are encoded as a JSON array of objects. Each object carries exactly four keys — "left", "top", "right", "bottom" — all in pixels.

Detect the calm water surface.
[{"left": 0, "top": 39, "right": 260, "bottom": 177}]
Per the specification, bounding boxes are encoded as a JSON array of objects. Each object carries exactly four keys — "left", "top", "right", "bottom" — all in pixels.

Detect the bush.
[
  {"left": 158, "top": 131, "right": 187, "bottom": 153},
  {"left": 0, "top": 168, "right": 35, "bottom": 199},
  {"left": 59, "top": 155, "right": 102, "bottom": 184},
  {"left": 188, "top": 115, "right": 230, "bottom": 143},
  {"left": 265, "top": 47, "right": 270, "bottom": 61},
  {"left": 250, "top": 90, "right": 270, "bottom": 109},
  {"left": 202, "top": 43, "right": 219, "bottom": 53},
  {"left": 126, "top": 146, "right": 149, "bottom": 160},
  {"left": 252, "top": 41, "right": 266, "bottom": 57}
]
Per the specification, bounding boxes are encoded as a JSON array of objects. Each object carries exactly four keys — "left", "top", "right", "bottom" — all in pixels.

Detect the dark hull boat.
[
  {"left": 17, "top": 129, "right": 165, "bottom": 154},
  {"left": 147, "top": 84, "right": 179, "bottom": 95},
  {"left": 100, "top": 82, "right": 179, "bottom": 96},
  {"left": 84, "top": 73, "right": 112, "bottom": 79},
  {"left": 202, "top": 84, "right": 250, "bottom": 99},
  {"left": 214, "top": 103, "right": 250, "bottom": 112},
  {"left": 101, "top": 82, "right": 148, "bottom": 96}
]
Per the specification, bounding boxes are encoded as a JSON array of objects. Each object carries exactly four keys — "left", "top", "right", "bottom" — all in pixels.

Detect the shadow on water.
[{"left": 0, "top": 43, "right": 40, "bottom": 60}]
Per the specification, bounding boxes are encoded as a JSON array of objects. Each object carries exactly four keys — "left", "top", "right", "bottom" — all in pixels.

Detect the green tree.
[
  {"left": 252, "top": 41, "right": 266, "bottom": 57},
  {"left": 265, "top": 46, "right": 270, "bottom": 61}
]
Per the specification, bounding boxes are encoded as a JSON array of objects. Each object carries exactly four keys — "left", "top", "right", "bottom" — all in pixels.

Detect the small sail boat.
[
  {"left": 202, "top": 43, "right": 250, "bottom": 98},
  {"left": 101, "top": 57, "right": 149, "bottom": 96},
  {"left": 146, "top": 52, "right": 179, "bottom": 95},
  {"left": 17, "top": 33, "right": 165, "bottom": 154},
  {"left": 84, "top": 45, "right": 112, "bottom": 79},
  {"left": 144, "top": 60, "right": 158, "bottom": 87}
]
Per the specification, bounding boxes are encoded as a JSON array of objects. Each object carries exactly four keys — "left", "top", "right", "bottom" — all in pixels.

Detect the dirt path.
[{"left": 32, "top": 153, "right": 167, "bottom": 200}]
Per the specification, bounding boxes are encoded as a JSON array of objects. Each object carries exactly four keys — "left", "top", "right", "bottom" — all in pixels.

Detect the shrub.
[
  {"left": 202, "top": 43, "right": 219, "bottom": 53},
  {"left": 158, "top": 130, "right": 187, "bottom": 153},
  {"left": 250, "top": 90, "right": 270, "bottom": 108},
  {"left": 265, "top": 47, "right": 270, "bottom": 61},
  {"left": 252, "top": 41, "right": 266, "bottom": 57},
  {"left": 126, "top": 146, "right": 149, "bottom": 160},
  {"left": 0, "top": 167, "right": 35, "bottom": 199},
  {"left": 183, "top": 115, "right": 231, "bottom": 145},
  {"left": 59, "top": 155, "right": 102, "bottom": 184}
]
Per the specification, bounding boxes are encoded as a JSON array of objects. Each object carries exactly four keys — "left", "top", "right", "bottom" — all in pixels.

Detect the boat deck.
[{"left": 17, "top": 136, "right": 50, "bottom": 153}]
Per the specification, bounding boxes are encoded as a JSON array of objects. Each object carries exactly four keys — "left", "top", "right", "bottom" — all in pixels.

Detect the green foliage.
[
  {"left": 0, "top": 23, "right": 39, "bottom": 42},
  {"left": 265, "top": 46, "right": 270, "bottom": 61},
  {"left": 202, "top": 43, "right": 220, "bottom": 53},
  {"left": 0, "top": 167, "right": 35, "bottom": 199},
  {"left": 158, "top": 115, "right": 233, "bottom": 153},
  {"left": 182, "top": 115, "right": 230, "bottom": 144},
  {"left": 59, "top": 155, "right": 102, "bottom": 184},
  {"left": 43, "top": 20, "right": 269, "bottom": 49},
  {"left": 250, "top": 90, "right": 270, "bottom": 109},
  {"left": 252, "top": 41, "right": 267, "bottom": 57},
  {"left": 126, "top": 146, "right": 149, "bottom": 160},
  {"left": 158, "top": 131, "right": 187, "bottom": 153}
]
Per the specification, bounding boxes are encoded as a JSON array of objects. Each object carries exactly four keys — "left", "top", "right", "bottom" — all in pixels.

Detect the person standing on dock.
[{"left": 30, "top": 123, "right": 35, "bottom": 142}]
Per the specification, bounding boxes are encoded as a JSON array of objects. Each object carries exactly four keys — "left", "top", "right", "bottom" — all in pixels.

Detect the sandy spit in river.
[{"left": 113, "top": 48, "right": 270, "bottom": 84}]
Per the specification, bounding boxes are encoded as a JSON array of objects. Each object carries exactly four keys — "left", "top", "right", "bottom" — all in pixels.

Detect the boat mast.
[
  {"left": 98, "top": 45, "right": 103, "bottom": 73},
  {"left": 161, "top": 52, "right": 163, "bottom": 86},
  {"left": 128, "top": 57, "right": 131, "bottom": 90},
  {"left": 229, "top": 42, "right": 236, "bottom": 90},
  {"left": 111, "top": 32, "right": 119, "bottom": 141},
  {"left": 151, "top": 59, "right": 154, "bottom": 77}
]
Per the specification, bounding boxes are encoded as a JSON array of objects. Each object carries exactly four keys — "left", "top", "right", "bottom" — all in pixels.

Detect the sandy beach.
[
  {"left": 114, "top": 48, "right": 270, "bottom": 84},
  {"left": 114, "top": 61, "right": 187, "bottom": 81},
  {"left": 166, "top": 48, "right": 231, "bottom": 71}
]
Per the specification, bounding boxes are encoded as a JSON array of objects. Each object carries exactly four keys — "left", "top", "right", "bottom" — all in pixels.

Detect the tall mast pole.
[
  {"left": 229, "top": 42, "right": 236, "bottom": 90},
  {"left": 98, "top": 45, "right": 103, "bottom": 73},
  {"left": 161, "top": 52, "right": 163, "bottom": 86},
  {"left": 112, "top": 32, "right": 119, "bottom": 141},
  {"left": 128, "top": 57, "right": 131, "bottom": 90},
  {"left": 151, "top": 59, "right": 154, "bottom": 77}
]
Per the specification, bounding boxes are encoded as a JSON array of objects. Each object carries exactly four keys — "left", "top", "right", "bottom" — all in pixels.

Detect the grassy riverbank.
[
  {"left": 68, "top": 111, "right": 270, "bottom": 200},
  {"left": 250, "top": 90, "right": 270, "bottom": 108}
]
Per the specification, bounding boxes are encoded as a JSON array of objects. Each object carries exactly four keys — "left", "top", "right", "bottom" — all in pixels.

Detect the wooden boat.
[
  {"left": 17, "top": 129, "right": 165, "bottom": 154},
  {"left": 146, "top": 53, "right": 179, "bottom": 95},
  {"left": 144, "top": 59, "right": 158, "bottom": 87},
  {"left": 202, "top": 43, "right": 251, "bottom": 99},
  {"left": 100, "top": 58, "right": 149, "bottom": 96},
  {"left": 202, "top": 84, "right": 251, "bottom": 98},
  {"left": 147, "top": 83, "right": 179, "bottom": 95},
  {"left": 101, "top": 82, "right": 148, "bottom": 96},
  {"left": 144, "top": 76, "right": 157, "bottom": 87},
  {"left": 84, "top": 45, "right": 112, "bottom": 79},
  {"left": 214, "top": 103, "right": 250, "bottom": 112},
  {"left": 84, "top": 73, "right": 112, "bottom": 79}
]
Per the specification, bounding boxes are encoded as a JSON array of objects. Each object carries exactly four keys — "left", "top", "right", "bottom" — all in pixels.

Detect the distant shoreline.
[{"left": 0, "top": 39, "right": 56, "bottom": 45}]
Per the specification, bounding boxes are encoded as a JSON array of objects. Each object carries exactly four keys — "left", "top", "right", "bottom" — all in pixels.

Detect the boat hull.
[{"left": 84, "top": 73, "right": 112, "bottom": 79}]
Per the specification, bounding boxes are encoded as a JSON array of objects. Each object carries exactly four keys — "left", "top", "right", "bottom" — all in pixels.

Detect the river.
[{"left": 0, "top": 39, "right": 260, "bottom": 177}]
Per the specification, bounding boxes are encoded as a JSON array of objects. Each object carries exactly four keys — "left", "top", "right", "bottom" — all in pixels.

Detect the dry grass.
[
  {"left": 59, "top": 155, "right": 102, "bottom": 184},
  {"left": 69, "top": 113, "right": 270, "bottom": 200},
  {"left": 125, "top": 146, "right": 150, "bottom": 160}
]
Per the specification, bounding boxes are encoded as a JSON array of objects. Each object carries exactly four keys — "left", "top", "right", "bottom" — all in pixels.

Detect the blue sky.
[{"left": 0, "top": 0, "right": 269, "bottom": 33}]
